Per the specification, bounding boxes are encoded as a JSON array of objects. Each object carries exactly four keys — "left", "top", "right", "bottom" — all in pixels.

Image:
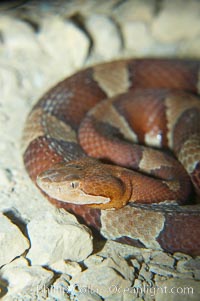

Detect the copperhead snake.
[{"left": 22, "top": 59, "right": 200, "bottom": 256}]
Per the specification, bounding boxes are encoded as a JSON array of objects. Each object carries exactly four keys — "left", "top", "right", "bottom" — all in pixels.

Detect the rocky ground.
[{"left": 0, "top": 0, "right": 200, "bottom": 300}]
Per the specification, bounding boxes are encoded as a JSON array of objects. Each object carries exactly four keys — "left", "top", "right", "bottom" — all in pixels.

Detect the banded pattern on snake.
[{"left": 22, "top": 59, "right": 200, "bottom": 255}]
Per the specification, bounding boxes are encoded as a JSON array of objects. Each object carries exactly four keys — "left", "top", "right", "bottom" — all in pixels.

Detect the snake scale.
[{"left": 22, "top": 59, "right": 200, "bottom": 256}]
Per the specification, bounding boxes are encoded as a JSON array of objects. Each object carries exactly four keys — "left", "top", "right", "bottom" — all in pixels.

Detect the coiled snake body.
[{"left": 22, "top": 59, "right": 200, "bottom": 255}]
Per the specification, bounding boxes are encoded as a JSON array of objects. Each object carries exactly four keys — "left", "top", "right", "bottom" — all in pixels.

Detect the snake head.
[{"left": 36, "top": 158, "right": 131, "bottom": 209}]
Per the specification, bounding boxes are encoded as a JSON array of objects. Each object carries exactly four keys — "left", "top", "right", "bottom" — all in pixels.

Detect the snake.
[{"left": 22, "top": 58, "right": 200, "bottom": 256}]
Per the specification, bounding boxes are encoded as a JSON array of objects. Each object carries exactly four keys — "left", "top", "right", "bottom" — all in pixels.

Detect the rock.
[
  {"left": 133, "top": 278, "right": 143, "bottom": 290},
  {"left": 0, "top": 257, "right": 54, "bottom": 299},
  {"left": 0, "top": 282, "right": 7, "bottom": 300},
  {"left": 26, "top": 210, "right": 93, "bottom": 265},
  {"left": 150, "top": 251, "right": 175, "bottom": 268},
  {"left": 113, "top": 0, "right": 155, "bottom": 23},
  {"left": 105, "top": 291, "right": 141, "bottom": 301},
  {"left": 85, "top": 15, "right": 121, "bottom": 59},
  {"left": 102, "top": 255, "right": 135, "bottom": 282},
  {"left": 153, "top": 274, "right": 167, "bottom": 283},
  {"left": 50, "top": 260, "right": 82, "bottom": 276},
  {"left": 176, "top": 258, "right": 200, "bottom": 275},
  {"left": 70, "top": 266, "right": 132, "bottom": 298},
  {"left": 73, "top": 291, "right": 102, "bottom": 301},
  {"left": 194, "top": 271, "right": 200, "bottom": 280},
  {"left": 98, "top": 239, "right": 149, "bottom": 262},
  {"left": 105, "top": 294, "right": 122, "bottom": 301},
  {"left": 0, "top": 16, "right": 39, "bottom": 59},
  {"left": 179, "top": 36, "right": 200, "bottom": 58},
  {"left": 133, "top": 278, "right": 157, "bottom": 300},
  {"left": 122, "top": 21, "right": 154, "bottom": 54},
  {"left": 143, "top": 293, "right": 155, "bottom": 301},
  {"left": 70, "top": 255, "right": 134, "bottom": 299},
  {"left": 149, "top": 264, "right": 193, "bottom": 279},
  {"left": 142, "top": 252, "right": 153, "bottom": 264},
  {"left": 155, "top": 278, "right": 200, "bottom": 301},
  {"left": 138, "top": 263, "right": 153, "bottom": 283},
  {"left": 0, "top": 169, "right": 12, "bottom": 189},
  {"left": 173, "top": 252, "right": 192, "bottom": 261},
  {"left": 47, "top": 275, "right": 70, "bottom": 301},
  {"left": 0, "top": 66, "right": 21, "bottom": 102},
  {"left": 0, "top": 16, "right": 47, "bottom": 96},
  {"left": 84, "top": 254, "right": 104, "bottom": 267},
  {"left": 0, "top": 214, "right": 29, "bottom": 267},
  {"left": 131, "top": 259, "right": 140, "bottom": 271},
  {"left": 152, "top": 0, "right": 200, "bottom": 42},
  {"left": 1, "top": 256, "right": 28, "bottom": 269},
  {"left": 38, "top": 16, "right": 89, "bottom": 75}
]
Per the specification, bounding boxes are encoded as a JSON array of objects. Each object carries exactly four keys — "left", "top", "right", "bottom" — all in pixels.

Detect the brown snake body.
[{"left": 22, "top": 59, "right": 200, "bottom": 255}]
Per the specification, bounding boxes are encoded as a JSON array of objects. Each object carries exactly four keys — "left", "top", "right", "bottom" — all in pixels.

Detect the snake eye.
[{"left": 70, "top": 181, "right": 79, "bottom": 189}]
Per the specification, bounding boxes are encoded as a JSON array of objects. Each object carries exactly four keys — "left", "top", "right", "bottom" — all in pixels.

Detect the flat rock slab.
[
  {"left": 26, "top": 210, "right": 93, "bottom": 265},
  {"left": 0, "top": 214, "right": 29, "bottom": 267}
]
